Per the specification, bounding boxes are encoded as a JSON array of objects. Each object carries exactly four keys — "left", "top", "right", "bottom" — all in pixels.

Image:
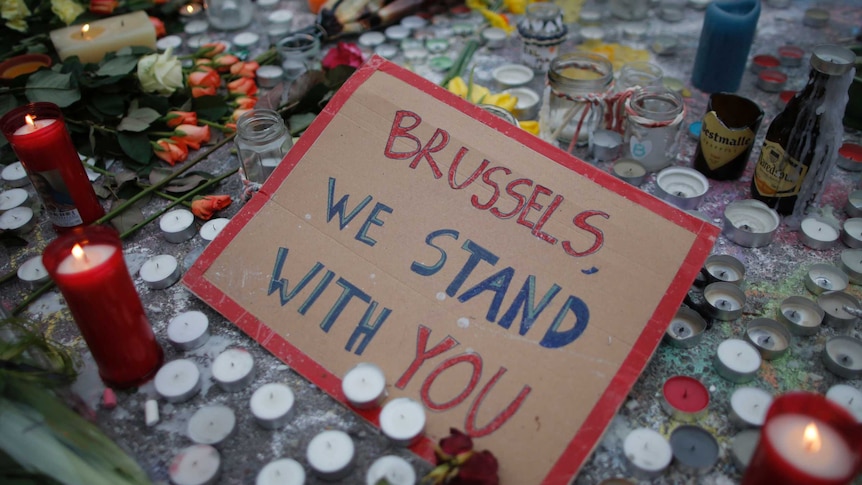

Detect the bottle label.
[
  {"left": 32, "top": 169, "right": 84, "bottom": 227},
  {"left": 698, "top": 111, "right": 756, "bottom": 170},
  {"left": 752, "top": 140, "right": 807, "bottom": 198}
]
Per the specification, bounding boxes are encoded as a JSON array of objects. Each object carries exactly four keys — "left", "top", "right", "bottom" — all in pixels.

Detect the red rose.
[
  {"left": 321, "top": 42, "right": 365, "bottom": 70},
  {"left": 439, "top": 428, "right": 474, "bottom": 458},
  {"left": 451, "top": 450, "right": 499, "bottom": 485}
]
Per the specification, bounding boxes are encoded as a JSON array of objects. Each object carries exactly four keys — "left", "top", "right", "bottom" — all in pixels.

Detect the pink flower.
[
  {"left": 321, "top": 42, "right": 365, "bottom": 70},
  {"left": 227, "top": 77, "right": 257, "bottom": 96},
  {"left": 171, "top": 124, "right": 211, "bottom": 150}
]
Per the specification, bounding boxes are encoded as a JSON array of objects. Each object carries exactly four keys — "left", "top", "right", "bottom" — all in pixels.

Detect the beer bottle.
[
  {"left": 750, "top": 45, "right": 856, "bottom": 217},
  {"left": 693, "top": 93, "right": 764, "bottom": 180}
]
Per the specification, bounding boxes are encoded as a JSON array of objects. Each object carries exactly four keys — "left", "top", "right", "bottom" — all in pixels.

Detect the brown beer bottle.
[
  {"left": 693, "top": 93, "right": 763, "bottom": 180},
  {"left": 750, "top": 45, "right": 856, "bottom": 216}
]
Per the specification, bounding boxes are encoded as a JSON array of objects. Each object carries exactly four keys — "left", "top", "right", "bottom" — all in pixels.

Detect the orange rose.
[
  {"left": 213, "top": 53, "right": 241, "bottom": 73},
  {"left": 153, "top": 138, "right": 188, "bottom": 165},
  {"left": 191, "top": 195, "right": 232, "bottom": 220},
  {"left": 165, "top": 110, "right": 198, "bottom": 128},
  {"left": 230, "top": 108, "right": 251, "bottom": 122},
  {"left": 188, "top": 66, "right": 221, "bottom": 97},
  {"left": 149, "top": 16, "right": 166, "bottom": 38},
  {"left": 231, "top": 61, "right": 260, "bottom": 78},
  {"left": 171, "top": 124, "right": 211, "bottom": 150},
  {"left": 233, "top": 96, "right": 257, "bottom": 109},
  {"left": 227, "top": 77, "right": 257, "bottom": 96},
  {"left": 197, "top": 42, "right": 226, "bottom": 58}
]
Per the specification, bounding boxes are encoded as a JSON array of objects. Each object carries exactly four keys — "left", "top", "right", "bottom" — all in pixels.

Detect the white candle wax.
[
  {"left": 157, "top": 35, "right": 183, "bottom": 52},
  {"left": 139, "top": 254, "right": 181, "bottom": 289},
  {"left": 306, "top": 430, "right": 355, "bottom": 480},
  {"left": 730, "top": 387, "right": 773, "bottom": 427},
  {"left": 358, "top": 31, "right": 385, "bottom": 48},
  {"left": 715, "top": 339, "right": 762, "bottom": 381},
  {"left": 1, "top": 161, "right": 29, "bottom": 187},
  {"left": 232, "top": 32, "right": 260, "bottom": 49},
  {"left": 13, "top": 118, "right": 56, "bottom": 135},
  {"left": 167, "top": 310, "right": 210, "bottom": 350},
  {"left": 826, "top": 384, "right": 862, "bottom": 422},
  {"left": 613, "top": 159, "right": 647, "bottom": 178},
  {"left": 656, "top": 167, "right": 709, "bottom": 197},
  {"left": 342, "top": 363, "right": 387, "bottom": 409},
  {"left": 212, "top": 348, "right": 255, "bottom": 392},
  {"left": 57, "top": 244, "right": 115, "bottom": 274},
  {"left": 705, "top": 264, "right": 742, "bottom": 283},
  {"left": 169, "top": 444, "right": 221, "bottom": 485},
  {"left": 0, "top": 206, "right": 34, "bottom": 232},
  {"left": 160, "top": 208, "right": 196, "bottom": 243},
  {"left": 49, "top": 11, "right": 157, "bottom": 64},
  {"left": 843, "top": 218, "right": 862, "bottom": 245},
  {"left": 201, "top": 218, "right": 229, "bottom": 242},
  {"left": 250, "top": 383, "right": 295, "bottom": 429},
  {"left": 0, "top": 188, "right": 28, "bottom": 211},
  {"left": 365, "top": 455, "right": 416, "bottom": 485},
  {"left": 154, "top": 359, "right": 202, "bottom": 403},
  {"left": 379, "top": 397, "right": 426, "bottom": 446},
  {"left": 800, "top": 216, "right": 840, "bottom": 248},
  {"left": 623, "top": 428, "right": 673, "bottom": 476},
  {"left": 145, "top": 399, "right": 159, "bottom": 426},
  {"left": 766, "top": 415, "right": 854, "bottom": 480},
  {"left": 187, "top": 405, "right": 236, "bottom": 446},
  {"left": 184, "top": 19, "right": 209, "bottom": 36},
  {"left": 17, "top": 255, "right": 50, "bottom": 287},
  {"left": 256, "top": 458, "right": 306, "bottom": 485},
  {"left": 705, "top": 289, "right": 743, "bottom": 311}
]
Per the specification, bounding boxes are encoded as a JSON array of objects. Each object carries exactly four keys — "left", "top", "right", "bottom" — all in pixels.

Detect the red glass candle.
[
  {"left": 42, "top": 226, "right": 163, "bottom": 388},
  {"left": 742, "top": 392, "right": 862, "bottom": 485},
  {"left": 0, "top": 102, "right": 104, "bottom": 231},
  {"left": 660, "top": 375, "right": 710, "bottom": 421}
]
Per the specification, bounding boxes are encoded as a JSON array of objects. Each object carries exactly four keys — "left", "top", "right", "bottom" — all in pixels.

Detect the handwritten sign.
[{"left": 184, "top": 57, "right": 718, "bottom": 484}]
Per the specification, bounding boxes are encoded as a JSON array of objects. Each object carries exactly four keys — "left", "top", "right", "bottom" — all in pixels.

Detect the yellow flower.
[
  {"left": 2, "top": 0, "right": 31, "bottom": 33},
  {"left": 446, "top": 76, "right": 518, "bottom": 113},
  {"left": 477, "top": 8, "right": 513, "bottom": 33},
  {"left": 519, "top": 120, "right": 539, "bottom": 135},
  {"left": 503, "top": 0, "right": 536, "bottom": 15},
  {"left": 446, "top": 77, "right": 468, "bottom": 98},
  {"left": 482, "top": 92, "right": 517, "bottom": 112},
  {"left": 51, "top": 0, "right": 85, "bottom": 25},
  {"left": 137, "top": 47, "right": 184, "bottom": 96}
]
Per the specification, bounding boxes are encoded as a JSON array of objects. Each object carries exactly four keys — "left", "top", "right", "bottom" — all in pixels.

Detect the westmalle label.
[{"left": 699, "top": 111, "right": 756, "bottom": 171}]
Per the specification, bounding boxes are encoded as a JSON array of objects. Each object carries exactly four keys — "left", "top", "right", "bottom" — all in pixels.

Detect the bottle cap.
[{"left": 810, "top": 45, "right": 856, "bottom": 76}]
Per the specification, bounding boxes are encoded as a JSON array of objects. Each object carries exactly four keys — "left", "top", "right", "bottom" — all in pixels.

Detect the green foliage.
[{"left": 24, "top": 70, "right": 80, "bottom": 107}]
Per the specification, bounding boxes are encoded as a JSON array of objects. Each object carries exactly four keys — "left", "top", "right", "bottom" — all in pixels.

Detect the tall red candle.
[
  {"left": 0, "top": 102, "right": 104, "bottom": 231},
  {"left": 742, "top": 392, "right": 862, "bottom": 485},
  {"left": 42, "top": 226, "right": 163, "bottom": 388}
]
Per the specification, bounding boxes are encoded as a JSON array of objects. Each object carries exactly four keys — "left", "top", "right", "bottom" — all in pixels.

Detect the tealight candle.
[
  {"left": 703, "top": 282, "right": 745, "bottom": 321},
  {"left": 306, "top": 430, "right": 355, "bottom": 480},
  {"left": 0, "top": 206, "right": 35, "bottom": 233},
  {"left": 184, "top": 19, "right": 209, "bottom": 36},
  {"left": 799, "top": 216, "right": 840, "bottom": 250},
  {"left": 0, "top": 188, "right": 28, "bottom": 212},
  {"left": 491, "top": 63, "right": 534, "bottom": 89},
  {"left": 365, "top": 455, "right": 417, "bottom": 485},
  {"left": 249, "top": 382, "right": 295, "bottom": 429},
  {"left": 777, "top": 296, "right": 823, "bottom": 336},
  {"left": 714, "top": 339, "right": 762, "bottom": 383},
  {"left": 400, "top": 15, "right": 427, "bottom": 31},
  {"left": 157, "top": 35, "right": 183, "bottom": 53},
  {"left": 825, "top": 384, "right": 862, "bottom": 422},
  {"left": 379, "top": 397, "right": 426, "bottom": 446},
  {"left": 167, "top": 310, "right": 210, "bottom": 350},
  {"left": 816, "top": 291, "right": 860, "bottom": 330},
  {"left": 342, "top": 363, "right": 387, "bottom": 409},
  {"left": 506, "top": 87, "right": 540, "bottom": 121},
  {"left": 777, "top": 45, "right": 804, "bottom": 67},
  {"left": 839, "top": 248, "right": 862, "bottom": 284},
  {"left": 232, "top": 32, "right": 260, "bottom": 52},
  {"left": 837, "top": 142, "right": 862, "bottom": 172},
  {"left": 722, "top": 199, "right": 780, "bottom": 248},
  {"left": 751, "top": 54, "right": 781, "bottom": 74},
  {"left": 256, "top": 458, "right": 305, "bottom": 485},
  {"left": 201, "top": 217, "right": 229, "bottom": 242},
  {"left": 841, "top": 218, "right": 862, "bottom": 248},
  {"left": 160, "top": 208, "right": 197, "bottom": 243},
  {"left": 669, "top": 425, "right": 720, "bottom": 474},
  {"left": 481, "top": 27, "right": 507, "bottom": 49},
  {"left": 660, "top": 375, "right": 710, "bottom": 421},
  {"left": 622, "top": 428, "right": 673, "bottom": 477},
  {"left": 358, "top": 31, "right": 386, "bottom": 49},
  {"left": 168, "top": 444, "right": 221, "bottom": 485},
  {"left": 154, "top": 358, "right": 202, "bottom": 403},
  {"left": 374, "top": 44, "right": 398, "bottom": 60},
  {"left": 654, "top": 167, "right": 709, "bottom": 210},
  {"left": 385, "top": 25, "right": 410, "bottom": 42},
  {"left": 744, "top": 318, "right": 791, "bottom": 360},
  {"left": 730, "top": 387, "right": 773, "bottom": 427},
  {"left": 802, "top": 8, "right": 830, "bottom": 28},
  {"left": 822, "top": 336, "right": 862, "bottom": 379},
  {"left": 255, "top": 65, "right": 284, "bottom": 89},
  {"left": 703, "top": 254, "right": 745, "bottom": 286},
  {"left": 845, "top": 190, "right": 862, "bottom": 217},
  {"left": 612, "top": 158, "right": 647, "bottom": 186},
  {"left": 730, "top": 429, "right": 760, "bottom": 472},
  {"left": 1, "top": 161, "right": 29, "bottom": 187},
  {"left": 804, "top": 263, "right": 848, "bottom": 296},
  {"left": 212, "top": 348, "right": 255, "bottom": 392},
  {"left": 663, "top": 307, "right": 707, "bottom": 348},
  {"left": 187, "top": 405, "right": 236, "bottom": 446},
  {"left": 590, "top": 129, "right": 622, "bottom": 163},
  {"left": 16, "top": 255, "right": 50, "bottom": 288},
  {"left": 178, "top": 3, "right": 204, "bottom": 21},
  {"left": 756, "top": 70, "right": 788, "bottom": 93},
  {"left": 139, "top": 254, "right": 181, "bottom": 289}
]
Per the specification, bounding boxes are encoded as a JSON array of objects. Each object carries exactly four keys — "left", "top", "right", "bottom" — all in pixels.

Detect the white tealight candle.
[
  {"left": 160, "top": 208, "right": 197, "bottom": 243},
  {"left": 655, "top": 166, "right": 709, "bottom": 210},
  {"left": 0, "top": 188, "right": 28, "bottom": 212},
  {"left": 722, "top": 199, "right": 780, "bottom": 248},
  {"left": 17, "top": 255, "right": 50, "bottom": 287},
  {"left": 168, "top": 444, "right": 221, "bottom": 485},
  {"left": 365, "top": 455, "right": 416, "bottom": 485},
  {"left": 187, "top": 405, "right": 236, "bottom": 446},
  {"left": 1, "top": 162, "right": 29, "bottom": 187},
  {"left": 0, "top": 206, "right": 35, "bottom": 233},
  {"left": 157, "top": 35, "right": 183, "bottom": 52},
  {"left": 201, "top": 217, "right": 230, "bottom": 242},
  {"left": 703, "top": 282, "right": 745, "bottom": 320},
  {"left": 799, "top": 216, "right": 840, "bottom": 250},
  {"left": 805, "top": 263, "right": 849, "bottom": 295},
  {"left": 777, "top": 296, "right": 823, "bottom": 336},
  {"left": 817, "top": 291, "right": 860, "bottom": 330},
  {"left": 256, "top": 458, "right": 306, "bottom": 485},
  {"left": 714, "top": 339, "right": 762, "bottom": 383},
  {"left": 139, "top": 254, "right": 181, "bottom": 289},
  {"left": 765, "top": 415, "right": 854, "bottom": 480},
  {"left": 841, "top": 218, "right": 862, "bottom": 248},
  {"left": 379, "top": 397, "right": 426, "bottom": 446},
  {"left": 730, "top": 387, "right": 773, "bottom": 427},
  {"left": 622, "top": 428, "right": 673, "bottom": 477},
  {"left": 154, "top": 358, "right": 202, "bottom": 403},
  {"left": 342, "top": 363, "right": 387, "bottom": 409},
  {"left": 612, "top": 158, "right": 648, "bottom": 186},
  {"left": 184, "top": 19, "right": 209, "bottom": 36},
  {"left": 212, "top": 348, "right": 255, "bottom": 392},
  {"left": 825, "top": 384, "right": 862, "bottom": 422},
  {"left": 167, "top": 310, "right": 210, "bottom": 350},
  {"left": 250, "top": 383, "right": 295, "bottom": 429},
  {"left": 306, "top": 430, "right": 355, "bottom": 480}
]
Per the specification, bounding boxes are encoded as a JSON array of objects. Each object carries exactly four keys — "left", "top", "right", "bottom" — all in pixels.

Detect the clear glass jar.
[
  {"left": 277, "top": 33, "right": 321, "bottom": 80},
  {"left": 205, "top": 0, "right": 253, "bottom": 30},
  {"left": 616, "top": 61, "right": 663, "bottom": 93},
  {"left": 236, "top": 109, "right": 293, "bottom": 185},
  {"left": 623, "top": 86, "right": 685, "bottom": 172},
  {"left": 547, "top": 53, "right": 614, "bottom": 148}
]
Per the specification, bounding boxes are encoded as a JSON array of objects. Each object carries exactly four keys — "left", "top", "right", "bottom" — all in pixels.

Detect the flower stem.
[
  {"left": 149, "top": 189, "right": 194, "bottom": 208},
  {"left": 199, "top": 119, "right": 233, "bottom": 133}
]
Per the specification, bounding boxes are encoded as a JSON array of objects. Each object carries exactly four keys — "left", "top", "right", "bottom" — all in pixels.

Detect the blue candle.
[{"left": 691, "top": 0, "right": 761, "bottom": 93}]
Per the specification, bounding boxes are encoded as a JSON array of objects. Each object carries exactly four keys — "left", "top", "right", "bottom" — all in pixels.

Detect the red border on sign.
[{"left": 184, "top": 56, "right": 718, "bottom": 484}]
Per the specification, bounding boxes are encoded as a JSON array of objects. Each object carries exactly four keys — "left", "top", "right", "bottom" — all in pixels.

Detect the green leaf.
[
  {"left": 91, "top": 94, "right": 127, "bottom": 117},
  {"left": 287, "top": 112, "right": 316, "bottom": 136},
  {"left": 117, "top": 107, "right": 160, "bottom": 132},
  {"left": 149, "top": 169, "right": 213, "bottom": 193},
  {"left": 0, "top": 94, "right": 20, "bottom": 119},
  {"left": 117, "top": 132, "right": 152, "bottom": 165},
  {"left": 24, "top": 71, "right": 80, "bottom": 107},
  {"left": 95, "top": 55, "right": 138, "bottom": 77},
  {"left": 192, "top": 96, "right": 229, "bottom": 121},
  {"left": 109, "top": 201, "right": 145, "bottom": 234},
  {"left": 137, "top": 94, "right": 170, "bottom": 116}
]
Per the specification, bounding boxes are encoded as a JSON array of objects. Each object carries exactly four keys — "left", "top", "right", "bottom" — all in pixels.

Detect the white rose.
[{"left": 137, "top": 47, "right": 184, "bottom": 96}]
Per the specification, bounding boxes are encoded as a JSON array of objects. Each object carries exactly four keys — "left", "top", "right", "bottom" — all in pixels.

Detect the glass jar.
[
  {"left": 517, "top": 3, "right": 567, "bottom": 72},
  {"left": 277, "top": 33, "right": 321, "bottom": 80},
  {"left": 204, "top": 0, "right": 253, "bottom": 30},
  {"left": 547, "top": 53, "right": 614, "bottom": 149},
  {"left": 235, "top": 109, "right": 293, "bottom": 185},
  {"left": 616, "top": 61, "right": 663, "bottom": 93},
  {"left": 610, "top": 0, "right": 649, "bottom": 20},
  {"left": 623, "top": 86, "right": 685, "bottom": 172}
]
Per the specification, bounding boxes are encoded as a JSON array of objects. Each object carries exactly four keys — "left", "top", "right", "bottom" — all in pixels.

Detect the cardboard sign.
[{"left": 184, "top": 57, "right": 718, "bottom": 484}]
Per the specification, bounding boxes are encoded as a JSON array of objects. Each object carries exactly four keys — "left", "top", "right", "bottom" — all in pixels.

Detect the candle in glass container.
[
  {"left": 42, "top": 226, "right": 163, "bottom": 388},
  {"left": 49, "top": 11, "right": 156, "bottom": 64},
  {"left": 0, "top": 103, "right": 104, "bottom": 231}
]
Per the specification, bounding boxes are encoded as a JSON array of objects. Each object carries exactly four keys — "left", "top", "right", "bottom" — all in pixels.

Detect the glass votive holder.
[
  {"left": 235, "top": 109, "right": 293, "bottom": 185},
  {"left": 547, "top": 53, "right": 614, "bottom": 150},
  {"left": 616, "top": 61, "right": 664, "bottom": 93},
  {"left": 204, "top": 0, "right": 253, "bottom": 30},
  {"left": 622, "top": 85, "right": 685, "bottom": 172},
  {"left": 277, "top": 33, "right": 320, "bottom": 80},
  {"left": 265, "top": 9, "right": 294, "bottom": 40}
]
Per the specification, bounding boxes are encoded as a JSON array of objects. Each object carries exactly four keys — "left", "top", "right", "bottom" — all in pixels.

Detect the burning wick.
[
  {"left": 81, "top": 24, "right": 91, "bottom": 39},
  {"left": 24, "top": 114, "right": 36, "bottom": 128},
  {"left": 803, "top": 422, "right": 821, "bottom": 453},
  {"left": 71, "top": 244, "right": 89, "bottom": 264},
  {"left": 186, "top": 4, "right": 195, "bottom": 13}
]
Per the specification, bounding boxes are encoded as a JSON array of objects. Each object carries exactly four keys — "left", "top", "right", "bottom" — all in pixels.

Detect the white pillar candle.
[
  {"left": 825, "top": 384, "right": 862, "bottom": 422},
  {"left": 256, "top": 458, "right": 306, "bottom": 485},
  {"left": 49, "top": 11, "right": 157, "bottom": 64},
  {"left": 187, "top": 405, "right": 236, "bottom": 447},
  {"left": 250, "top": 382, "right": 295, "bottom": 429},
  {"left": 200, "top": 217, "right": 230, "bottom": 242},
  {"left": 379, "top": 397, "right": 426, "bottom": 446},
  {"left": 168, "top": 444, "right": 221, "bottom": 485},
  {"left": 0, "top": 188, "right": 28, "bottom": 212},
  {"left": 714, "top": 339, "right": 762, "bottom": 383},
  {"left": 212, "top": 348, "right": 255, "bottom": 392},
  {"left": 730, "top": 387, "right": 773, "bottom": 427},
  {"left": 1, "top": 162, "right": 29, "bottom": 187},
  {"left": 139, "top": 254, "right": 181, "bottom": 289},
  {"left": 0, "top": 206, "right": 35, "bottom": 233},
  {"left": 154, "top": 359, "right": 202, "bottom": 403},
  {"left": 306, "top": 430, "right": 355, "bottom": 480},
  {"left": 160, "top": 208, "right": 197, "bottom": 243},
  {"left": 17, "top": 255, "right": 50, "bottom": 287},
  {"left": 764, "top": 415, "right": 855, "bottom": 480},
  {"left": 167, "top": 310, "right": 210, "bottom": 350},
  {"left": 145, "top": 399, "right": 160, "bottom": 426},
  {"left": 623, "top": 428, "right": 673, "bottom": 477},
  {"left": 342, "top": 363, "right": 387, "bottom": 409},
  {"left": 365, "top": 455, "right": 416, "bottom": 485}
]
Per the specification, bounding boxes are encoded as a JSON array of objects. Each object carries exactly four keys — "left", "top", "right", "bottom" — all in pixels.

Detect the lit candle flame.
[
  {"left": 24, "top": 115, "right": 35, "bottom": 128},
  {"left": 82, "top": 24, "right": 90, "bottom": 34},
  {"left": 71, "top": 244, "right": 86, "bottom": 261},
  {"left": 803, "top": 422, "right": 821, "bottom": 453},
  {"left": 186, "top": 4, "right": 195, "bottom": 13}
]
